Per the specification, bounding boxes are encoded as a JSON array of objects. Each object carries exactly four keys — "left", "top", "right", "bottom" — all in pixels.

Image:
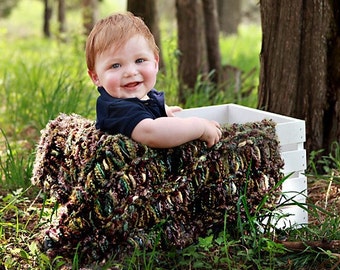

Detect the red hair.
[{"left": 85, "top": 12, "right": 159, "bottom": 71}]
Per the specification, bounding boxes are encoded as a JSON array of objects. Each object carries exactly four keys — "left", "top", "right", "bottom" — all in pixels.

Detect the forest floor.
[{"left": 0, "top": 176, "right": 339, "bottom": 269}]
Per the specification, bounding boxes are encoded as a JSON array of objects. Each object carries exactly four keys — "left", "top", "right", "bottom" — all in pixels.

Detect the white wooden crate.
[{"left": 175, "top": 104, "right": 308, "bottom": 228}]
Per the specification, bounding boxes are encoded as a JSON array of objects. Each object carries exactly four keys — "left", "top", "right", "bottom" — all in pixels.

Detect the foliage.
[
  {"left": 308, "top": 141, "right": 340, "bottom": 176},
  {"left": 0, "top": 38, "right": 96, "bottom": 139},
  {"left": 0, "top": 188, "right": 68, "bottom": 269},
  {"left": 0, "top": 129, "right": 34, "bottom": 190},
  {"left": 1, "top": 175, "right": 340, "bottom": 269},
  {"left": 220, "top": 24, "right": 262, "bottom": 72}
]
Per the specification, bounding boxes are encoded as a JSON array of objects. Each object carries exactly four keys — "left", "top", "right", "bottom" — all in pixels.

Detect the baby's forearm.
[{"left": 131, "top": 117, "right": 220, "bottom": 148}]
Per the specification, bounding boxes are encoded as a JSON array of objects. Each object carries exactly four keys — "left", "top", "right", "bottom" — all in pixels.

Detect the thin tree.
[
  {"left": 57, "top": 0, "right": 66, "bottom": 34},
  {"left": 176, "top": 0, "right": 222, "bottom": 105},
  {"left": 202, "top": 0, "right": 222, "bottom": 85},
  {"left": 82, "top": 0, "right": 98, "bottom": 36},
  {"left": 258, "top": 0, "right": 340, "bottom": 158},
  {"left": 217, "top": 0, "right": 241, "bottom": 35},
  {"left": 176, "top": 0, "right": 207, "bottom": 104},
  {"left": 43, "top": 0, "right": 52, "bottom": 38}
]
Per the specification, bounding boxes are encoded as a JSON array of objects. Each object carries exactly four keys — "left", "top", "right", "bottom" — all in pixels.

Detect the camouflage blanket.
[{"left": 31, "top": 113, "right": 284, "bottom": 263}]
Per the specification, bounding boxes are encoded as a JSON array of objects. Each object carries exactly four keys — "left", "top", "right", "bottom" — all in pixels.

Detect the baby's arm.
[{"left": 131, "top": 117, "right": 222, "bottom": 148}]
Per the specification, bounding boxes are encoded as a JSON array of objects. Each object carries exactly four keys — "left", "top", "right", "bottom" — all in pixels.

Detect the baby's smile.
[{"left": 124, "top": 81, "right": 140, "bottom": 88}]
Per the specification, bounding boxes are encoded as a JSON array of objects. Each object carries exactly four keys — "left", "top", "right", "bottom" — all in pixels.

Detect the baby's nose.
[{"left": 124, "top": 64, "right": 138, "bottom": 77}]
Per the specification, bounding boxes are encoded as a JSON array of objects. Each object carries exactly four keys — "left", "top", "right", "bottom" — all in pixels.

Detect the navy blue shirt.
[{"left": 96, "top": 87, "right": 167, "bottom": 137}]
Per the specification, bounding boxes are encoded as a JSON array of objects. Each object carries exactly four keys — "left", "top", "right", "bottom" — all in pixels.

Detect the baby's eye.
[
  {"left": 136, "top": 58, "right": 144, "bottom": 64},
  {"left": 111, "top": 63, "right": 121, "bottom": 69}
]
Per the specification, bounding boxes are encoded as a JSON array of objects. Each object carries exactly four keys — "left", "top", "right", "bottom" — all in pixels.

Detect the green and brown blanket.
[{"left": 31, "top": 113, "right": 284, "bottom": 262}]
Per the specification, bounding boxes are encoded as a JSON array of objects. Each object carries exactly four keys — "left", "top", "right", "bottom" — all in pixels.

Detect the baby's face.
[{"left": 89, "top": 35, "right": 159, "bottom": 99}]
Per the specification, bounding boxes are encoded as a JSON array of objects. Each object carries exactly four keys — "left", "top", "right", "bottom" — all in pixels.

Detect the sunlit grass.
[
  {"left": 0, "top": 38, "right": 96, "bottom": 139},
  {"left": 220, "top": 23, "right": 262, "bottom": 71},
  {"left": 0, "top": 0, "right": 43, "bottom": 38}
]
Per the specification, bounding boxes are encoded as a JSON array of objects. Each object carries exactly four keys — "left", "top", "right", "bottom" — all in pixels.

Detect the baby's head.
[{"left": 85, "top": 12, "right": 159, "bottom": 72}]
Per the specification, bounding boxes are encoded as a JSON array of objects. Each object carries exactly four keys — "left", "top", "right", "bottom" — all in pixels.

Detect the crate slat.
[
  {"left": 281, "top": 149, "right": 307, "bottom": 173},
  {"left": 279, "top": 176, "right": 308, "bottom": 203}
]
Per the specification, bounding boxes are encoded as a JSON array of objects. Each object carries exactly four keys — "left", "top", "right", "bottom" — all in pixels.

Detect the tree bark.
[
  {"left": 258, "top": 0, "right": 340, "bottom": 158},
  {"left": 58, "top": 0, "right": 66, "bottom": 34},
  {"left": 82, "top": 0, "right": 98, "bottom": 36},
  {"left": 202, "top": 0, "right": 222, "bottom": 85},
  {"left": 43, "top": 0, "right": 52, "bottom": 38},
  {"left": 176, "top": 0, "right": 207, "bottom": 104},
  {"left": 217, "top": 0, "right": 241, "bottom": 35},
  {"left": 127, "top": 0, "right": 164, "bottom": 71}
]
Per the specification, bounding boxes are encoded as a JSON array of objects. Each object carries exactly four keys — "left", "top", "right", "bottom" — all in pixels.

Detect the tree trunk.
[
  {"left": 176, "top": 0, "right": 207, "bottom": 104},
  {"left": 127, "top": 0, "right": 164, "bottom": 71},
  {"left": 217, "top": 0, "right": 241, "bottom": 35},
  {"left": 82, "top": 0, "right": 98, "bottom": 36},
  {"left": 58, "top": 0, "right": 66, "bottom": 34},
  {"left": 202, "top": 0, "right": 222, "bottom": 85},
  {"left": 258, "top": 0, "right": 340, "bottom": 158},
  {"left": 43, "top": 0, "right": 52, "bottom": 38}
]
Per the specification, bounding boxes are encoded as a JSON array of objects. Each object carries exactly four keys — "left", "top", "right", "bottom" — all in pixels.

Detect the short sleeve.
[{"left": 95, "top": 88, "right": 167, "bottom": 137}]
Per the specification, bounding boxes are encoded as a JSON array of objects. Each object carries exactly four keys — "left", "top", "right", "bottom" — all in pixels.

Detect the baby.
[{"left": 85, "top": 12, "right": 221, "bottom": 148}]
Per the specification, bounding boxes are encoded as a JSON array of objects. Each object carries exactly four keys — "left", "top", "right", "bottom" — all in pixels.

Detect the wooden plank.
[{"left": 281, "top": 149, "right": 307, "bottom": 173}]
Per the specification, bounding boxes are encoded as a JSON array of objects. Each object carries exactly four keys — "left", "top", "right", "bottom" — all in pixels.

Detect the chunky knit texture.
[{"left": 31, "top": 113, "right": 284, "bottom": 263}]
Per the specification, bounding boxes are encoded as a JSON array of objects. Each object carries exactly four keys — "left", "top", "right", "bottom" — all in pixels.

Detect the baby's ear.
[
  {"left": 88, "top": 70, "right": 100, "bottom": 86},
  {"left": 154, "top": 54, "right": 160, "bottom": 71}
]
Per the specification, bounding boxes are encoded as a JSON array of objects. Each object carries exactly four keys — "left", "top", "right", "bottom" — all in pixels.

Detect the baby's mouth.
[{"left": 124, "top": 82, "right": 140, "bottom": 88}]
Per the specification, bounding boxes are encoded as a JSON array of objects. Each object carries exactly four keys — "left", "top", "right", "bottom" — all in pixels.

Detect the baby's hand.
[
  {"left": 166, "top": 105, "right": 182, "bottom": 117},
  {"left": 199, "top": 119, "right": 222, "bottom": 147}
]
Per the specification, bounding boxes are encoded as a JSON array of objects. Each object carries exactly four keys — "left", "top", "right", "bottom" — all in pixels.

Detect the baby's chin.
[
  {"left": 128, "top": 91, "right": 150, "bottom": 100},
  {"left": 118, "top": 88, "right": 149, "bottom": 100},
  {"left": 118, "top": 94, "right": 149, "bottom": 100}
]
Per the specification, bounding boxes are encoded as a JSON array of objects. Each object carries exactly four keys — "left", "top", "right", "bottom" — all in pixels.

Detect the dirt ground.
[{"left": 307, "top": 176, "right": 340, "bottom": 225}]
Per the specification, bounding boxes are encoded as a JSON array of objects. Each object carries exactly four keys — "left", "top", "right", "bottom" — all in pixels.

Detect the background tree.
[
  {"left": 202, "top": 0, "right": 222, "bottom": 85},
  {"left": 127, "top": 0, "right": 164, "bottom": 70},
  {"left": 176, "top": 0, "right": 206, "bottom": 104},
  {"left": 57, "top": 0, "right": 66, "bottom": 34},
  {"left": 82, "top": 0, "right": 98, "bottom": 36},
  {"left": 217, "top": 0, "right": 241, "bottom": 35},
  {"left": 258, "top": 0, "right": 340, "bottom": 159},
  {"left": 43, "top": 0, "right": 52, "bottom": 37},
  {"left": 176, "top": 0, "right": 221, "bottom": 105},
  {"left": 41, "top": 0, "right": 68, "bottom": 39}
]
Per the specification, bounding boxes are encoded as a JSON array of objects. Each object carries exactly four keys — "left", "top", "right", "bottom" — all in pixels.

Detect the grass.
[{"left": 1, "top": 1, "right": 340, "bottom": 269}]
